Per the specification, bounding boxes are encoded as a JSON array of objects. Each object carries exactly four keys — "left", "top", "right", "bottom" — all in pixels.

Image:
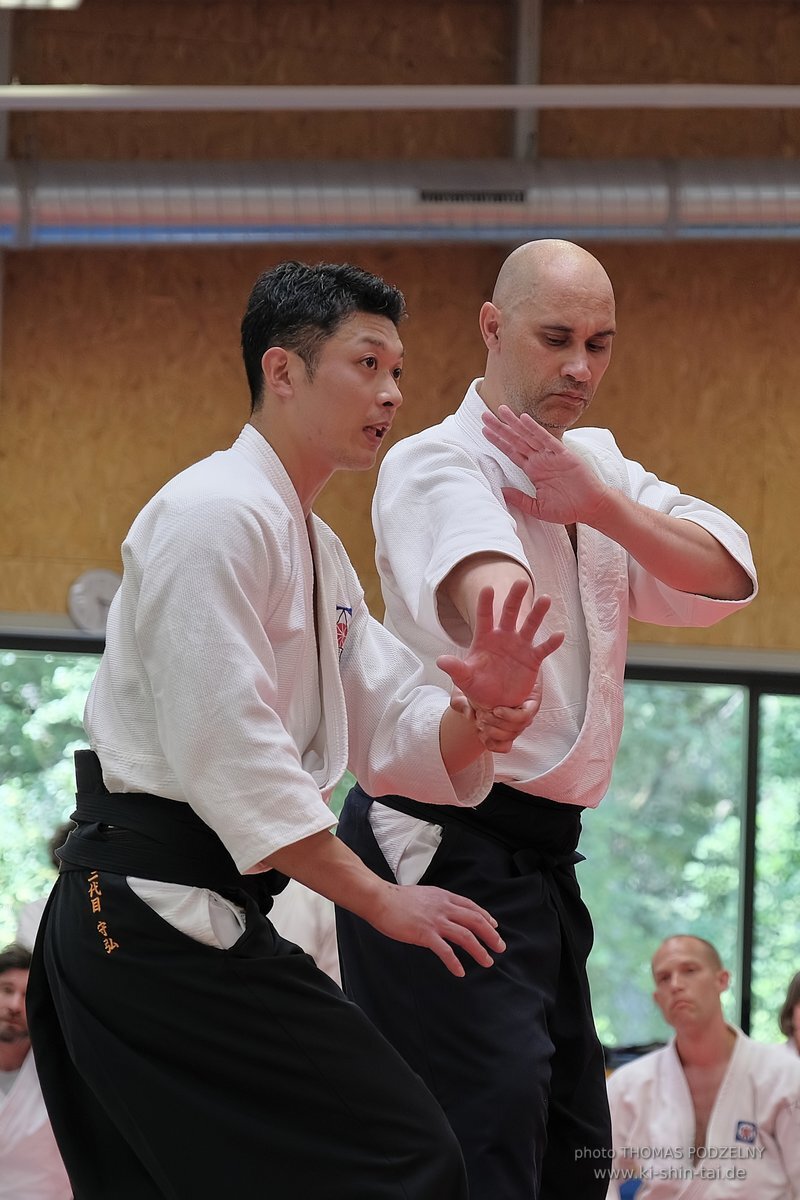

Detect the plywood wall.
[
  {"left": 9, "top": 0, "right": 512, "bottom": 161},
  {"left": 2, "top": 0, "right": 797, "bottom": 652},
  {"left": 541, "top": 1, "right": 800, "bottom": 159}
]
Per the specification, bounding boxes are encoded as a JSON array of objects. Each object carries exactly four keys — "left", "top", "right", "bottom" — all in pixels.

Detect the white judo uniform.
[
  {"left": 29, "top": 422, "right": 494, "bottom": 1200},
  {"left": 369, "top": 380, "right": 757, "bottom": 875},
  {"left": 84, "top": 423, "right": 492, "bottom": 945},
  {"left": 0, "top": 1052, "right": 71, "bottom": 1200},
  {"left": 335, "top": 379, "right": 757, "bottom": 1200},
  {"left": 606, "top": 1028, "right": 800, "bottom": 1199}
]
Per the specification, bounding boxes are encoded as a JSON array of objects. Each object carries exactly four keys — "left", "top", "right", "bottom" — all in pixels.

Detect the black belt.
[
  {"left": 368, "top": 781, "right": 585, "bottom": 870},
  {"left": 58, "top": 750, "right": 287, "bottom": 913},
  {"left": 364, "top": 782, "right": 589, "bottom": 980}
]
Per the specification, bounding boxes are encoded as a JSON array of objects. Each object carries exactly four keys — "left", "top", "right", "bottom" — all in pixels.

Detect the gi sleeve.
[
  {"left": 621, "top": 455, "right": 758, "bottom": 627},
  {"left": 375, "top": 438, "right": 533, "bottom": 647},
  {"left": 605, "top": 1066, "right": 640, "bottom": 1199}
]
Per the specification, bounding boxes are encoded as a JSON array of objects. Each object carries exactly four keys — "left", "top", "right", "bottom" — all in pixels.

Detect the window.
[
  {"left": 580, "top": 667, "right": 800, "bottom": 1049},
  {"left": 2, "top": 641, "right": 799, "bottom": 1047},
  {"left": 751, "top": 693, "right": 800, "bottom": 1041},
  {"left": 0, "top": 642, "right": 101, "bottom": 945},
  {"left": 579, "top": 679, "right": 746, "bottom": 1047}
]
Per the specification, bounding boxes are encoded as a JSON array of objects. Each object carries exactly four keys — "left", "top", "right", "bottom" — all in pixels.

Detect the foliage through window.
[
  {"left": 0, "top": 649, "right": 100, "bottom": 945},
  {"left": 751, "top": 694, "right": 800, "bottom": 1042}
]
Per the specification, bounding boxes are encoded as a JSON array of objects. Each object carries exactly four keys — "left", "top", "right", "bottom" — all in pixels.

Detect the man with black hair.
[
  {"left": 0, "top": 943, "right": 71, "bottom": 1199},
  {"left": 28, "top": 260, "right": 561, "bottom": 1200}
]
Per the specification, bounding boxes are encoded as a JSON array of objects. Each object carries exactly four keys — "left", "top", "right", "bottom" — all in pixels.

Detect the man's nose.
[
  {"left": 561, "top": 355, "right": 591, "bottom": 382},
  {"left": 380, "top": 377, "right": 403, "bottom": 409}
]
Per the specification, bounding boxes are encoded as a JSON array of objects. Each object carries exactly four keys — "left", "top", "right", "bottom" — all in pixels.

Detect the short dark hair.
[
  {"left": 779, "top": 971, "right": 800, "bottom": 1038},
  {"left": 0, "top": 943, "right": 31, "bottom": 976},
  {"left": 240, "top": 261, "right": 406, "bottom": 413}
]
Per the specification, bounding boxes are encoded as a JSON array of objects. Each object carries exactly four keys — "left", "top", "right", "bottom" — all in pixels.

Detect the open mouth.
[{"left": 364, "top": 423, "right": 389, "bottom": 441}]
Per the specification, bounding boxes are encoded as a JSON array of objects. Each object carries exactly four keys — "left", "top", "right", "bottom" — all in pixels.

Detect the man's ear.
[
  {"left": 261, "top": 346, "right": 294, "bottom": 398},
  {"left": 479, "top": 301, "right": 501, "bottom": 351}
]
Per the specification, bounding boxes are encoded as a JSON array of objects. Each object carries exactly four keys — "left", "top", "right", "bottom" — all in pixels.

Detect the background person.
[
  {"left": 606, "top": 935, "right": 800, "bottom": 1198},
  {"left": 778, "top": 971, "right": 800, "bottom": 1055},
  {"left": 0, "top": 943, "right": 71, "bottom": 1200},
  {"left": 336, "top": 239, "right": 757, "bottom": 1200}
]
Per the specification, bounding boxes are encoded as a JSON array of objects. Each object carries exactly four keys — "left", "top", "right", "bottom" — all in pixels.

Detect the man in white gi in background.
[
  {"left": 336, "top": 239, "right": 758, "bottom": 1200},
  {"left": 26, "top": 261, "right": 563, "bottom": 1200},
  {"left": 606, "top": 935, "right": 800, "bottom": 1198},
  {"left": 0, "top": 944, "right": 71, "bottom": 1200}
]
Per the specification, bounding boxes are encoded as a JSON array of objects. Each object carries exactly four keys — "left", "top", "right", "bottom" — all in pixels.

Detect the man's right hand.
[
  {"left": 259, "top": 828, "right": 503, "bottom": 978},
  {"left": 369, "top": 881, "right": 506, "bottom": 977}
]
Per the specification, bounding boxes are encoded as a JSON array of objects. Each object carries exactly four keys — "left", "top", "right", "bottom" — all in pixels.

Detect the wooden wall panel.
[
  {"left": 578, "top": 242, "right": 769, "bottom": 650},
  {"left": 0, "top": 239, "right": 779, "bottom": 650},
  {"left": 0, "top": 244, "right": 495, "bottom": 618},
  {"left": 0, "top": 249, "right": 247, "bottom": 612},
  {"left": 1, "top": 0, "right": 795, "bottom": 653},
  {"left": 540, "top": 1, "right": 800, "bottom": 158},
  {"left": 10, "top": 0, "right": 513, "bottom": 161}
]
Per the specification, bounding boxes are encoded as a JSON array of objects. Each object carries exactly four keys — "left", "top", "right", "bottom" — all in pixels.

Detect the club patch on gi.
[
  {"left": 735, "top": 1120, "right": 757, "bottom": 1144},
  {"left": 336, "top": 604, "right": 352, "bottom": 658}
]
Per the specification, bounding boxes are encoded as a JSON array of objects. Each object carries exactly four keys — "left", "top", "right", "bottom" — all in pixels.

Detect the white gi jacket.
[
  {"left": 373, "top": 380, "right": 757, "bottom": 809},
  {"left": 606, "top": 1028, "right": 800, "bottom": 1199},
  {"left": 0, "top": 1052, "right": 71, "bottom": 1199},
  {"left": 85, "top": 424, "right": 491, "bottom": 874}
]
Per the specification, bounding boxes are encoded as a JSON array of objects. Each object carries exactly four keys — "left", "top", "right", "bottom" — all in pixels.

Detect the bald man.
[
  {"left": 606, "top": 936, "right": 800, "bottom": 1198},
  {"left": 336, "top": 240, "right": 757, "bottom": 1200}
]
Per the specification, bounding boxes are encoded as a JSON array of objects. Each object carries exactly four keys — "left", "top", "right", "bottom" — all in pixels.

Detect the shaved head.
[
  {"left": 478, "top": 239, "right": 616, "bottom": 435},
  {"left": 492, "top": 240, "right": 614, "bottom": 314}
]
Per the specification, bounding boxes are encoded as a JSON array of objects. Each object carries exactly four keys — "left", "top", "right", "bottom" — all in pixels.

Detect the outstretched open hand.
[
  {"left": 482, "top": 404, "right": 609, "bottom": 525},
  {"left": 436, "top": 580, "right": 564, "bottom": 714}
]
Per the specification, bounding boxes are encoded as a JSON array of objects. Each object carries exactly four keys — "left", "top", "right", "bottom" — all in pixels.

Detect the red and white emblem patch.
[{"left": 336, "top": 604, "right": 352, "bottom": 658}]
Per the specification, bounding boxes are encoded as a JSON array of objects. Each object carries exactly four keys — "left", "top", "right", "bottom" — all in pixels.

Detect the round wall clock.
[{"left": 67, "top": 568, "right": 122, "bottom": 636}]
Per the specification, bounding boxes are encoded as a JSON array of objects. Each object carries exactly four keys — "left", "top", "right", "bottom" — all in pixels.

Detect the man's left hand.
[{"left": 482, "top": 404, "right": 610, "bottom": 526}]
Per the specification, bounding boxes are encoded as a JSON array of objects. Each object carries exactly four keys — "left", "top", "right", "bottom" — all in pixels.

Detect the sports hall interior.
[{"left": 0, "top": 0, "right": 798, "bottom": 1038}]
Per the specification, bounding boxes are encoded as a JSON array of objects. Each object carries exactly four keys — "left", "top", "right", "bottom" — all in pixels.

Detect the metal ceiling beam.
[
  {"left": 512, "top": 0, "right": 542, "bottom": 160},
  {"left": 3, "top": 83, "right": 800, "bottom": 112}
]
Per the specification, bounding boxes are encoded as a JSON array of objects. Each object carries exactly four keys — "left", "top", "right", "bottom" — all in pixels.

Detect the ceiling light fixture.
[{"left": 0, "top": 1, "right": 83, "bottom": 9}]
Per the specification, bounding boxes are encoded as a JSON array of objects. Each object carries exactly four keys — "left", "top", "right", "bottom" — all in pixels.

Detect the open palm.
[{"left": 437, "top": 581, "right": 563, "bottom": 711}]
